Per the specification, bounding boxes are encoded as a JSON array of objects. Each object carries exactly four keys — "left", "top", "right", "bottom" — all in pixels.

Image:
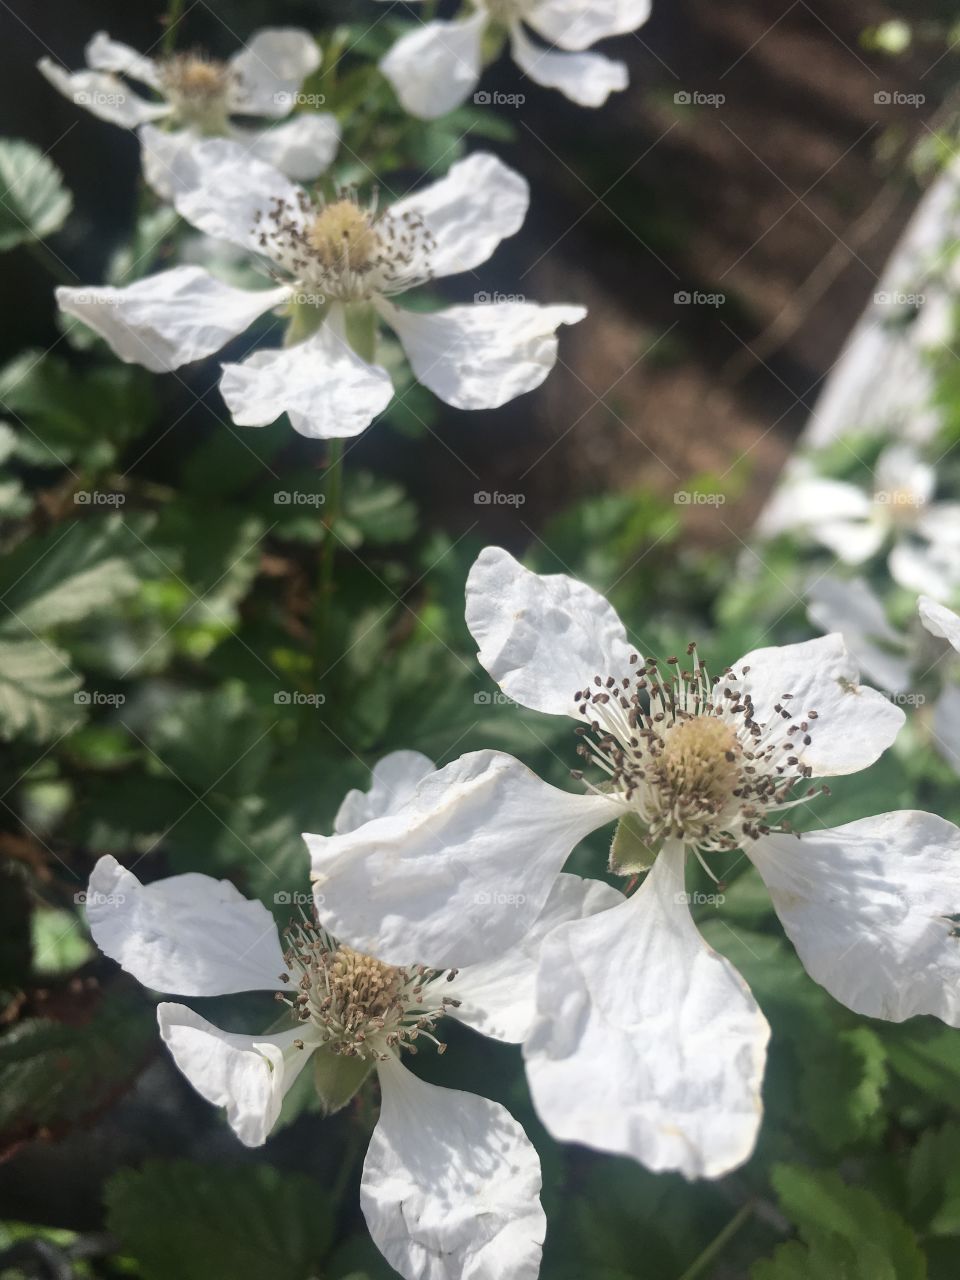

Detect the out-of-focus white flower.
[
  {"left": 808, "top": 576, "right": 960, "bottom": 772},
  {"left": 38, "top": 30, "right": 340, "bottom": 198},
  {"left": 758, "top": 443, "right": 960, "bottom": 601},
  {"left": 84, "top": 751, "right": 606, "bottom": 1280},
  {"left": 305, "top": 548, "right": 960, "bottom": 1179},
  {"left": 57, "top": 140, "right": 583, "bottom": 440},
  {"left": 378, "top": 0, "right": 651, "bottom": 118}
]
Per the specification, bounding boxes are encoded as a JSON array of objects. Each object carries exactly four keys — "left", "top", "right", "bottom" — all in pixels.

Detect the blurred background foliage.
[{"left": 1, "top": 0, "right": 960, "bottom": 1277}]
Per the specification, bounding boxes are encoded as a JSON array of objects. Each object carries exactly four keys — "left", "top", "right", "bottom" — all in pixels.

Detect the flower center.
[
  {"left": 276, "top": 914, "right": 459, "bottom": 1061},
  {"left": 483, "top": 0, "right": 530, "bottom": 24},
  {"left": 572, "top": 644, "right": 826, "bottom": 858},
  {"left": 253, "top": 190, "right": 436, "bottom": 303},
  {"left": 307, "top": 200, "right": 380, "bottom": 273},
  {"left": 159, "top": 53, "right": 233, "bottom": 130}
]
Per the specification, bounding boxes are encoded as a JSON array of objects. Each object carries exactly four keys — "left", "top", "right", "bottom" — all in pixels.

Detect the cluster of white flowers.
[{"left": 53, "top": 13, "right": 960, "bottom": 1280}]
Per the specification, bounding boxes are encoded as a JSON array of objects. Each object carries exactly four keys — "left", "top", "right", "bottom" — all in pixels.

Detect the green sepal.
[
  {"left": 609, "top": 811, "right": 657, "bottom": 875},
  {"left": 312, "top": 1045, "right": 375, "bottom": 1116}
]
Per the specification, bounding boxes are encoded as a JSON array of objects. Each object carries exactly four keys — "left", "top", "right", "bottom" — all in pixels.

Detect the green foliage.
[{"left": 0, "top": 139, "right": 72, "bottom": 251}]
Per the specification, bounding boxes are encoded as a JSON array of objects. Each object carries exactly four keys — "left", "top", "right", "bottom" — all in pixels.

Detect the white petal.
[
  {"left": 751, "top": 813, "right": 960, "bottom": 1025},
  {"left": 227, "top": 113, "right": 340, "bottom": 182},
  {"left": 806, "top": 575, "right": 911, "bottom": 694},
  {"left": 757, "top": 475, "right": 872, "bottom": 538},
  {"left": 815, "top": 516, "right": 886, "bottom": 565},
  {"left": 140, "top": 123, "right": 210, "bottom": 201},
  {"left": 919, "top": 595, "right": 960, "bottom": 652},
  {"left": 526, "top": 0, "right": 651, "bottom": 51},
  {"left": 465, "top": 545, "right": 636, "bottom": 719},
  {"left": 304, "top": 749, "right": 622, "bottom": 968},
  {"left": 724, "top": 633, "right": 904, "bottom": 776},
  {"left": 917, "top": 502, "right": 960, "bottom": 547},
  {"left": 334, "top": 751, "right": 437, "bottom": 834},
  {"left": 932, "top": 684, "right": 960, "bottom": 773},
  {"left": 510, "top": 26, "right": 627, "bottom": 108},
  {"left": 85, "top": 855, "right": 286, "bottom": 996},
  {"left": 449, "top": 872, "right": 624, "bottom": 1043},
  {"left": 379, "top": 14, "right": 486, "bottom": 122},
  {"left": 169, "top": 136, "right": 305, "bottom": 254},
  {"left": 523, "top": 845, "right": 769, "bottom": 1178},
  {"left": 874, "top": 443, "right": 935, "bottom": 508},
  {"left": 363, "top": 1059, "right": 545, "bottom": 1280},
  {"left": 56, "top": 268, "right": 290, "bottom": 373},
  {"left": 219, "top": 317, "right": 394, "bottom": 438},
  {"left": 157, "top": 1003, "right": 314, "bottom": 1146},
  {"left": 228, "top": 28, "right": 321, "bottom": 118},
  {"left": 388, "top": 151, "right": 529, "bottom": 279},
  {"left": 890, "top": 538, "right": 960, "bottom": 601},
  {"left": 38, "top": 60, "right": 169, "bottom": 127},
  {"left": 381, "top": 299, "right": 585, "bottom": 410},
  {"left": 85, "top": 31, "right": 160, "bottom": 88}
]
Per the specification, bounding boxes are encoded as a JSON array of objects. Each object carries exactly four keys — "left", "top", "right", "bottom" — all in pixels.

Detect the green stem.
[
  {"left": 162, "top": 0, "right": 186, "bottom": 54},
  {"left": 676, "top": 1199, "right": 756, "bottom": 1280},
  {"left": 314, "top": 438, "right": 344, "bottom": 687}
]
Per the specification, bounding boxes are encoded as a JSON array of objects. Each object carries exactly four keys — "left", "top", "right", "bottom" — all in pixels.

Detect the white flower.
[
  {"left": 758, "top": 443, "right": 960, "bottom": 601},
  {"left": 378, "top": 0, "right": 651, "bottom": 118},
  {"left": 808, "top": 575, "right": 960, "bottom": 772},
  {"left": 82, "top": 751, "right": 619, "bottom": 1279},
  {"left": 57, "top": 141, "right": 583, "bottom": 440},
  {"left": 38, "top": 29, "right": 340, "bottom": 198},
  {"left": 305, "top": 548, "right": 960, "bottom": 1179}
]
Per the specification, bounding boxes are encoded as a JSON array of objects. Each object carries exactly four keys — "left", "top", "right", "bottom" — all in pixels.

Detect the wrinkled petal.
[
  {"left": 38, "top": 60, "right": 169, "bottom": 127},
  {"left": 140, "top": 123, "right": 197, "bottom": 200},
  {"left": 85, "top": 31, "right": 161, "bottom": 88},
  {"left": 388, "top": 151, "right": 529, "bottom": 279},
  {"left": 381, "top": 299, "right": 585, "bottom": 410},
  {"left": 449, "top": 872, "right": 624, "bottom": 1043},
  {"left": 510, "top": 26, "right": 627, "bottom": 108},
  {"left": 227, "top": 113, "right": 340, "bottom": 182},
  {"left": 523, "top": 844, "right": 769, "bottom": 1178},
  {"left": 380, "top": 14, "right": 486, "bottom": 122},
  {"left": 304, "top": 749, "right": 623, "bottom": 968},
  {"left": 219, "top": 316, "right": 393, "bottom": 438},
  {"left": 228, "top": 28, "right": 321, "bottom": 117},
  {"left": 932, "top": 684, "right": 960, "bottom": 773},
  {"left": 919, "top": 595, "right": 960, "bottom": 652},
  {"left": 723, "top": 633, "right": 904, "bottom": 776},
  {"left": 57, "top": 267, "right": 290, "bottom": 373},
  {"left": 526, "top": 0, "right": 651, "bottom": 51},
  {"left": 85, "top": 856, "right": 286, "bottom": 996},
  {"left": 158, "top": 1003, "right": 314, "bottom": 1146},
  {"left": 334, "top": 751, "right": 437, "bottom": 835},
  {"left": 170, "top": 135, "right": 305, "bottom": 254},
  {"left": 806, "top": 575, "right": 911, "bottom": 694},
  {"left": 363, "top": 1058, "right": 545, "bottom": 1280},
  {"left": 465, "top": 545, "right": 636, "bottom": 719},
  {"left": 751, "top": 813, "right": 960, "bottom": 1025}
]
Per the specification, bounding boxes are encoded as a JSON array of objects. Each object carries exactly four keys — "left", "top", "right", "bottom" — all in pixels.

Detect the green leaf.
[
  {"left": 106, "top": 1160, "right": 335, "bottom": 1280},
  {"left": 0, "top": 138, "right": 72, "bottom": 251},
  {"left": 0, "top": 984, "right": 155, "bottom": 1151},
  {"left": 800, "top": 1027, "right": 889, "bottom": 1151},
  {"left": 754, "top": 1165, "right": 927, "bottom": 1280},
  {"left": 31, "top": 907, "right": 94, "bottom": 975},
  {"left": 0, "top": 633, "right": 81, "bottom": 741}
]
